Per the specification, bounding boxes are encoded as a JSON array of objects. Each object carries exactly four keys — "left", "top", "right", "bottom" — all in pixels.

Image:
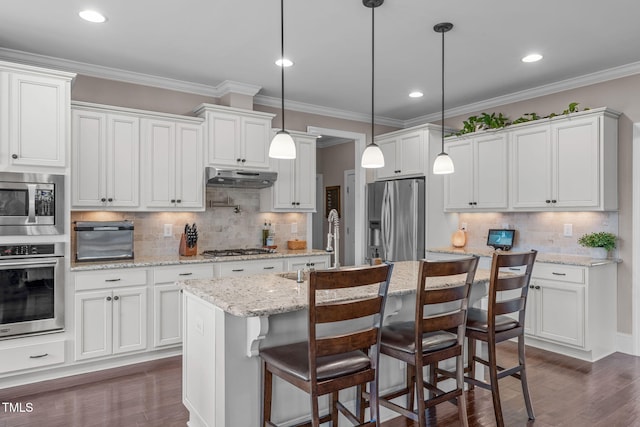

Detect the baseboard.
[{"left": 616, "top": 332, "right": 636, "bottom": 356}]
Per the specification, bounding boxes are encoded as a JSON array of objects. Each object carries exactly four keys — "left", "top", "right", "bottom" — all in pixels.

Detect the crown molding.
[
  {"left": 253, "top": 94, "right": 405, "bottom": 128},
  {"left": 2, "top": 47, "right": 640, "bottom": 130}
]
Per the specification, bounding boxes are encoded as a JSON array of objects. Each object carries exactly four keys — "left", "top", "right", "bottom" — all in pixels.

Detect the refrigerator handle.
[{"left": 381, "top": 182, "right": 391, "bottom": 260}]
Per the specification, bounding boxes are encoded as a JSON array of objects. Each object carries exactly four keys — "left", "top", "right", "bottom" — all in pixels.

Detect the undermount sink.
[{"left": 277, "top": 271, "right": 309, "bottom": 282}]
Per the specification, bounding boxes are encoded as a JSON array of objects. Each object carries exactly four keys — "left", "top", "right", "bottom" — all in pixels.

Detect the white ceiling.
[{"left": 2, "top": 0, "right": 640, "bottom": 127}]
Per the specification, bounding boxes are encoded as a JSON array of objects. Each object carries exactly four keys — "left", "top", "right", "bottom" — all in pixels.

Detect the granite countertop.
[
  {"left": 178, "top": 261, "right": 492, "bottom": 318},
  {"left": 428, "top": 247, "right": 620, "bottom": 267},
  {"left": 70, "top": 249, "right": 330, "bottom": 271}
]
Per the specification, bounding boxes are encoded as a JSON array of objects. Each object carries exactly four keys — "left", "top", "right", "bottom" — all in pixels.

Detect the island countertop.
[{"left": 178, "top": 260, "right": 491, "bottom": 318}]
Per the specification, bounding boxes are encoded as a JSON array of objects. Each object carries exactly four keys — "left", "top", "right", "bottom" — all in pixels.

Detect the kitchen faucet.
[{"left": 326, "top": 209, "right": 340, "bottom": 268}]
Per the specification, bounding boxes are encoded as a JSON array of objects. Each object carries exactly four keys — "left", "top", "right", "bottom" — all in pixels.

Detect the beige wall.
[
  {"left": 444, "top": 74, "right": 640, "bottom": 335},
  {"left": 316, "top": 141, "right": 356, "bottom": 265}
]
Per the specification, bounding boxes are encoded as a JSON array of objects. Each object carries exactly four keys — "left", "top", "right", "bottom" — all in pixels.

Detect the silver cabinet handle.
[
  {"left": 232, "top": 269, "right": 244, "bottom": 272},
  {"left": 263, "top": 266, "right": 275, "bottom": 270},
  {"left": 552, "top": 272, "right": 567, "bottom": 276},
  {"left": 29, "top": 353, "right": 48, "bottom": 359},
  {"left": 105, "top": 278, "right": 121, "bottom": 282},
  {"left": 509, "top": 267, "right": 520, "bottom": 271},
  {"left": 178, "top": 272, "right": 193, "bottom": 276}
]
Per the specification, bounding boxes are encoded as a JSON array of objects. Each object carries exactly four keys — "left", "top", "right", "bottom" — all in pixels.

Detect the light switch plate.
[
  {"left": 563, "top": 224, "right": 573, "bottom": 237},
  {"left": 163, "top": 224, "right": 172, "bottom": 237}
]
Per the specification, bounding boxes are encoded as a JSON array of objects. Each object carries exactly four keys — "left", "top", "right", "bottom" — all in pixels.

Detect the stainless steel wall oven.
[
  {"left": 0, "top": 171, "right": 64, "bottom": 235},
  {"left": 0, "top": 243, "right": 65, "bottom": 339}
]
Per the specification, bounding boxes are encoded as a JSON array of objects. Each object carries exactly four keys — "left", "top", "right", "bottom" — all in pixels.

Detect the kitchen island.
[{"left": 178, "top": 260, "right": 492, "bottom": 427}]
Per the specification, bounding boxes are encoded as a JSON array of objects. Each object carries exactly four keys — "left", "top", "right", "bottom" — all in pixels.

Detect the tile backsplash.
[
  {"left": 70, "top": 188, "right": 307, "bottom": 258},
  {"left": 457, "top": 211, "right": 619, "bottom": 256}
]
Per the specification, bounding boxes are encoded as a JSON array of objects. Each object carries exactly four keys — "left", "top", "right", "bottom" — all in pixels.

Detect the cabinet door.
[
  {"left": 287, "top": 256, "right": 330, "bottom": 271},
  {"left": 293, "top": 136, "right": 316, "bottom": 210},
  {"left": 107, "top": 114, "right": 140, "bottom": 207},
  {"left": 7, "top": 72, "right": 67, "bottom": 169},
  {"left": 241, "top": 116, "right": 271, "bottom": 169},
  {"left": 511, "top": 126, "right": 552, "bottom": 209},
  {"left": 75, "top": 290, "right": 113, "bottom": 361},
  {"left": 534, "top": 279, "right": 585, "bottom": 347},
  {"left": 72, "top": 110, "right": 107, "bottom": 207},
  {"left": 553, "top": 116, "right": 600, "bottom": 208},
  {"left": 144, "top": 119, "right": 176, "bottom": 207},
  {"left": 269, "top": 156, "right": 295, "bottom": 209},
  {"left": 444, "top": 139, "right": 473, "bottom": 210},
  {"left": 207, "top": 112, "right": 240, "bottom": 167},
  {"left": 112, "top": 286, "right": 148, "bottom": 354},
  {"left": 396, "top": 132, "right": 423, "bottom": 176},
  {"left": 154, "top": 284, "right": 182, "bottom": 347},
  {"left": 374, "top": 138, "right": 398, "bottom": 180},
  {"left": 175, "top": 122, "right": 203, "bottom": 209},
  {"left": 475, "top": 133, "right": 508, "bottom": 209}
]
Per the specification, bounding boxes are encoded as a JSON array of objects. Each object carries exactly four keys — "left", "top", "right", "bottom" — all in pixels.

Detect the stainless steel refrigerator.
[{"left": 367, "top": 178, "right": 425, "bottom": 262}]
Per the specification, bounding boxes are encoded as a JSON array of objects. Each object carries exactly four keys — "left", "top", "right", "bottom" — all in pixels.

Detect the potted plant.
[{"left": 577, "top": 232, "right": 616, "bottom": 258}]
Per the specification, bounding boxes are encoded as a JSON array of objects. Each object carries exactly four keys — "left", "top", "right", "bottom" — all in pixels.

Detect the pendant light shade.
[
  {"left": 269, "top": 0, "right": 296, "bottom": 159},
  {"left": 432, "top": 22, "right": 454, "bottom": 175},
  {"left": 361, "top": 0, "right": 384, "bottom": 169}
]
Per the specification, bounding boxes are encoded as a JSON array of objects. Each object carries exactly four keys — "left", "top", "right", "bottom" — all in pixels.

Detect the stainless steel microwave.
[{"left": 0, "top": 172, "right": 64, "bottom": 236}]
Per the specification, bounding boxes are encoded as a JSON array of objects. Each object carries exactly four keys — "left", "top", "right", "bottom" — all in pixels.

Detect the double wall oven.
[
  {"left": 0, "top": 172, "right": 66, "bottom": 339},
  {"left": 0, "top": 243, "right": 65, "bottom": 339}
]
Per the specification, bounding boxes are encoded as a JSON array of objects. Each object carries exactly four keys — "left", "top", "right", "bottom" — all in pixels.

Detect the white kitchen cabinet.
[
  {"left": 71, "top": 106, "right": 140, "bottom": 208},
  {"left": 510, "top": 108, "right": 619, "bottom": 211},
  {"left": 286, "top": 255, "right": 331, "bottom": 271},
  {"left": 0, "top": 61, "right": 74, "bottom": 171},
  {"left": 194, "top": 104, "right": 274, "bottom": 170},
  {"left": 74, "top": 269, "right": 148, "bottom": 361},
  {"left": 444, "top": 133, "right": 508, "bottom": 211},
  {"left": 260, "top": 131, "right": 316, "bottom": 212},
  {"left": 215, "top": 259, "right": 285, "bottom": 277},
  {"left": 374, "top": 130, "right": 424, "bottom": 180},
  {"left": 0, "top": 339, "right": 65, "bottom": 374},
  {"left": 143, "top": 117, "right": 204, "bottom": 210},
  {"left": 152, "top": 264, "right": 214, "bottom": 348}
]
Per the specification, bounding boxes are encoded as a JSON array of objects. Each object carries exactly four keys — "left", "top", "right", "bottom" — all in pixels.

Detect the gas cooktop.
[{"left": 201, "top": 248, "right": 277, "bottom": 257}]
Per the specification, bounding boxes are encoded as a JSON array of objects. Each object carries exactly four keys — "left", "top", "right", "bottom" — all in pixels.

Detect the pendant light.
[
  {"left": 432, "top": 22, "right": 455, "bottom": 175},
  {"left": 361, "top": 0, "right": 385, "bottom": 169},
  {"left": 269, "top": 0, "right": 296, "bottom": 159}
]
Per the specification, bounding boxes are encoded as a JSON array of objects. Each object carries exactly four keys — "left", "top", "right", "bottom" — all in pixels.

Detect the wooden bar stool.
[
  {"left": 464, "top": 250, "right": 537, "bottom": 427},
  {"left": 260, "top": 263, "right": 393, "bottom": 427},
  {"left": 377, "top": 257, "right": 479, "bottom": 427}
]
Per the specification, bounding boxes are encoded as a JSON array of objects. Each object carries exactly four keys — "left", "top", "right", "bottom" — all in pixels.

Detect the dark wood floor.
[{"left": 1, "top": 343, "right": 640, "bottom": 426}]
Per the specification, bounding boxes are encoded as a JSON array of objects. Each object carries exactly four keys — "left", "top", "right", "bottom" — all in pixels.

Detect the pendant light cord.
[
  {"left": 440, "top": 27, "right": 445, "bottom": 153},
  {"left": 371, "top": 6, "right": 375, "bottom": 144},
  {"left": 280, "top": 0, "right": 286, "bottom": 131}
]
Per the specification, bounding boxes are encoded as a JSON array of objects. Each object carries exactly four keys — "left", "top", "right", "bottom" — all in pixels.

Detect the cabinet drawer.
[
  {"left": 533, "top": 263, "right": 584, "bottom": 284},
  {"left": 154, "top": 264, "right": 214, "bottom": 284},
  {"left": 216, "top": 259, "right": 284, "bottom": 277},
  {"left": 75, "top": 269, "right": 148, "bottom": 291},
  {"left": 0, "top": 340, "right": 65, "bottom": 374}
]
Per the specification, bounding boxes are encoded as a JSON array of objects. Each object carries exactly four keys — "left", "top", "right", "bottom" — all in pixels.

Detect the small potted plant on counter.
[{"left": 578, "top": 232, "right": 616, "bottom": 258}]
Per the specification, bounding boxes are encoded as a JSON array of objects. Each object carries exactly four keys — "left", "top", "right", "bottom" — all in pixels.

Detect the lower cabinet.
[
  {"left": 286, "top": 255, "right": 331, "bottom": 271},
  {"left": 0, "top": 339, "right": 65, "bottom": 374},
  {"left": 152, "top": 264, "right": 214, "bottom": 347},
  {"left": 74, "top": 269, "right": 148, "bottom": 361}
]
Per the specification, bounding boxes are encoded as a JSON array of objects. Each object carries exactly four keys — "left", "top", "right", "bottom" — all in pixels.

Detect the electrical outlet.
[
  {"left": 460, "top": 222, "right": 468, "bottom": 231},
  {"left": 563, "top": 224, "right": 573, "bottom": 237},
  {"left": 291, "top": 223, "right": 298, "bottom": 234},
  {"left": 163, "top": 224, "right": 172, "bottom": 237}
]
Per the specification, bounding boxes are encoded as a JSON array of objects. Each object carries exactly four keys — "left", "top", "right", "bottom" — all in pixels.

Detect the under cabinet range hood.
[{"left": 206, "top": 167, "right": 277, "bottom": 189}]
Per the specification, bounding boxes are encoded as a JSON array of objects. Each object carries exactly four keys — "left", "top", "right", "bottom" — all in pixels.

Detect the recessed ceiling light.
[
  {"left": 522, "top": 53, "right": 543, "bottom": 63},
  {"left": 79, "top": 10, "right": 107, "bottom": 23},
  {"left": 409, "top": 91, "right": 424, "bottom": 98},
  {"left": 275, "top": 58, "right": 293, "bottom": 67}
]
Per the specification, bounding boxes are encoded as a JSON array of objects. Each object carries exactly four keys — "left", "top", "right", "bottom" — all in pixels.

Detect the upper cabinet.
[
  {"left": 0, "top": 61, "right": 75, "bottom": 171},
  {"left": 444, "top": 108, "right": 619, "bottom": 212},
  {"left": 194, "top": 104, "right": 275, "bottom": 170},
  {"left": 260, "top": 131, "right": 317, "bottom": 212},
  {"left": 72, "top": 106, "right": 140, "bottom": 208},
  {"left": 143, "top": 117, "right": 204, "bottom": 210},
  {"left": 374, "top": 129, "right": 425, "bottom": 180},
  {"left": 444, "top": 133, "right": 508, "bottom": 211}
]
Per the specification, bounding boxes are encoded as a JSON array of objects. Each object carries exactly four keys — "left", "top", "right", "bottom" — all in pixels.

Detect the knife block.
[{"left": 179, "top": 233, "right": 197, "bottom": 257}]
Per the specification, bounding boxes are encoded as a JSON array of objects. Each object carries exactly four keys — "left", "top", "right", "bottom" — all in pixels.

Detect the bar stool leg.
[
  {"left": 406, "top": 364, "right": 416, "bottom": 411},
  {"left": 519, "top": 335, "right": 535, "bottom": 420},
  {"left": 456, "top": 352, "right": 469, "bottom": 427},
  {"left": 415, "top": 361, "right": 427, "bottom": 426},
  {"left": 331, "top": 391, "right": 339, "bottom": 424},
  {"left": 467, "top": 337, "right": 476, "bottom": 390},
  {"left": 488, "top": 339, "right": 504, "bottom": 427}
]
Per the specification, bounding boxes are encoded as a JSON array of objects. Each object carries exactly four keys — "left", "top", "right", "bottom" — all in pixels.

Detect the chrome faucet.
[{"left": 326, "top": 209, "right": 340, "bottom": 268}]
